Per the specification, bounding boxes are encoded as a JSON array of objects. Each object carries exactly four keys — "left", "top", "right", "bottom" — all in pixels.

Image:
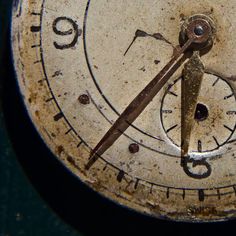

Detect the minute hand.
[
  {"left": 181, "top": 51, "right": 205, "bottom": 159},
  {"left": 86, "top": 37, "right": 195, "bottom": 169}
]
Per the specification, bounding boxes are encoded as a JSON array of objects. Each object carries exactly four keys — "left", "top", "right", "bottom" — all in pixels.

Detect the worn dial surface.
[{"left": 12, "top": 0, "right": 236, "bottom": 222}]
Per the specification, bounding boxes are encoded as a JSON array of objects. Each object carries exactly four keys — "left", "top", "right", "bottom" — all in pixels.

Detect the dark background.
[{"left": 0, "top": 1, "right": 236, "bottom": 235}]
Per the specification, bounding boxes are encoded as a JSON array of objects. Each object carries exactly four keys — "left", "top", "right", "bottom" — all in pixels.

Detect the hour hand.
[
  {"left": 124, "top": 29, "right": 173, "bottom": 56},
  {"left": 181, "top": 51, "right": 205, "bottom": 162}
]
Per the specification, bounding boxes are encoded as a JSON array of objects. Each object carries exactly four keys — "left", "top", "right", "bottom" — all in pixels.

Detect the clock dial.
[
  {"left": 12, "top": 0, "right": 236, "bottom": 222},
  {"left": 161, "top": 72, "right": 236, "bottom": 154}
]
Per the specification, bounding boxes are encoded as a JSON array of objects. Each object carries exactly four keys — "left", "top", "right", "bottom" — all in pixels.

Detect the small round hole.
[{"left": 195, "top": 103, "right": 209, "bottom": 121}]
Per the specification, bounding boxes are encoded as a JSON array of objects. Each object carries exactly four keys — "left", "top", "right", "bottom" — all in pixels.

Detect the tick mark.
[
  {"left": 117, "top": 170, "right": 125, "bottom": 183},
  {"left": 168, "top": 91, "right": 178, "bottom": 97},
  {"left": 198, "top": 189, "right": 205, "bottom": 202},
  {"left": 198, "top": 140, "right": 202, "bottom": 152},
  {"left": 65, "top": 128, "right": 72, "bottom": 135},
  {"left": 38, "top": 78, "right": 46, "bottom": 83},
  {"left": 166, "top": 188, "right": 170, "bottom": 199},
  {"left": 34, "top": 60, "right": 42, "bottom": 64},
  {"left": 103, "top": 164, "right": 108, "bottom": 171},
  {"left": 224, "top": 125, "right": 234, "bottom": 132},
  {"left": 224, "top": 93, "right": 234, "bottom": 100},
  {"left": 30, "top": 26, "right": 41, "bottom": 32},
  {"left": 182, "top": 189, "right": 186, "bottom": 200},
  {"left": 166, "top": 124, "right": 178, "bottom": 133},
  {"left": 228, "top": 139, "right": 236, "bottom": 144},
  {"left": 217, "top": 189, "right": 221, "bottom": 200},
  {"left": 233, "top": 186, "right": 236, "bottom": 196},
  {"left": 31, "top": 44, "right": 41, "bottom": 48},
  {"left": 67, "top": 156, "right": 80, "bottom": 170},
  {"left": 54, "top": 112, "right": 63, "bottom": 121},
  {"left": 150, "top": 184, "right": 153, "bottom": 194},
  {"left": 31, "top": 12, "right": 41, "bottom": 16},
  {"left": 213, "top": 136, "right": 220, "bottom": 147},
  {"left": 77, "top": 141, "right": 83, "bottom": 148},
  {"left": 45, "top": 97, "right": 54, "bottom": 103},
  {"left": 134, "top": 179, "right": 140, "bottom": 189},
  {"left": 212, "top": 77, "right": 220, "bottom": 86}
]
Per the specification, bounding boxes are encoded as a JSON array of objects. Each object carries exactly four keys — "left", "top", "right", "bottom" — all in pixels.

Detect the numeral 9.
[{"left": 52, "top": 17, "right": 82, "bottom": 50}]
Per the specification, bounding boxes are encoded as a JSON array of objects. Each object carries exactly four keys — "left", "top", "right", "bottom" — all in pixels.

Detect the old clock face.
[{"left": 12, "top": 0, "right": 236, "bottom": 222}]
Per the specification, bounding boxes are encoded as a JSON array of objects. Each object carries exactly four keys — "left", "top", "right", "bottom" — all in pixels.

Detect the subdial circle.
[{"left": 161, "top": 72, "right": 236, "bottom": 154}]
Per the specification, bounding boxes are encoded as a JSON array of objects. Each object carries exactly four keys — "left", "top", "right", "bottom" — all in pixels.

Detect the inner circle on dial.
[{"left": 161, "top": 72, "right": 236, "bottom": 153}]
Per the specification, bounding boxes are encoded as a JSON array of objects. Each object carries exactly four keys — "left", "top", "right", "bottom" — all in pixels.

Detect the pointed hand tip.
[{"left": 85, "top": 148, "right": 100, "bottom": 170}]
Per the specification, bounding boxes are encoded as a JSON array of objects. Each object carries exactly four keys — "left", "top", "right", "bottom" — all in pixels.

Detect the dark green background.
[{"left": 1, "top": 1, "right": 236, "bottom": 235}]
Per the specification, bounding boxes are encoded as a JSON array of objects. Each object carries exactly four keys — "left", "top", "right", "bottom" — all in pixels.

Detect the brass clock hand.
[
  {"left": 87, "top": 18, "right": 213, "bottom": 170},
  {"left": 181, "top": 51, "right": 205, "bottom": 162}
]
